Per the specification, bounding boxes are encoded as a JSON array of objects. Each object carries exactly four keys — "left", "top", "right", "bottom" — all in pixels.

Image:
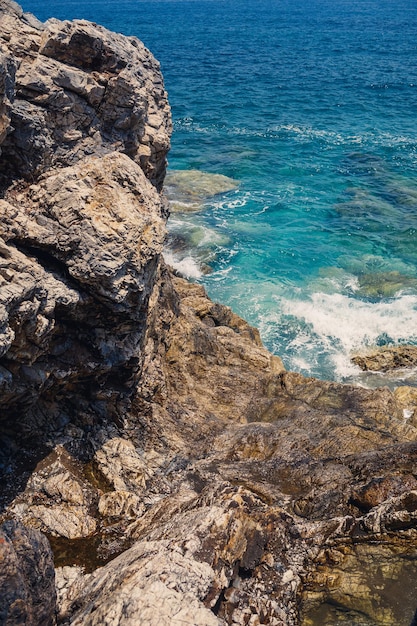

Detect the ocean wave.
[
  {"left": 174, "top": 118, "right": 417, "bottom": 149},
  {"left": 278, "top": 292, "right": 417, "bottom": 380},
  {"left": 163, "top": 250, "right": 203, "bottom": 279}
]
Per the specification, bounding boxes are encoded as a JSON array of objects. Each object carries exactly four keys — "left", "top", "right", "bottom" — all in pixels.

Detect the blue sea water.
[{"left": 21, "top": 0, "right": 417, "bottom": 386}]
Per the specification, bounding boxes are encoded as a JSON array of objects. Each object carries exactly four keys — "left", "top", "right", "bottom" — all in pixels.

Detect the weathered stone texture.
[
  {"left": 0, "top": 520, "right": 56, "bottom": 625},
  {"left": 0, "top": 0, "right": 171, "bottom": 189},
  {"left": 1, "top": 2, "right": 417, "bottom": 626},
  {"left": 0, "top": 152, "right": 165, "bottom": 425},
  {"left": 352, "top": 344, "right": 417, "bottom": 372}
]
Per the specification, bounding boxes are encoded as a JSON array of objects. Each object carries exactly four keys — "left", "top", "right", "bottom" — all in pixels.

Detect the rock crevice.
[{"left": 1, "top": 3, "right": 417, "bottom": 626}]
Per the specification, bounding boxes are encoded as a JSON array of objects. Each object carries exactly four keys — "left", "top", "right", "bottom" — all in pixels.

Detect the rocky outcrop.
[
  {"left": 0, "top": 0, "right": 171, "bottom": 189},
  {"left": 0, "top": 520, "right": 56, "bottom": 625},
  {"left": 1, "top": 2, "right": 417, "bottom": 626},
  {"left": 352, "top": 344, "right": 417, "bottom": 372},
  {"left": 0, "top": 0, "right": 170, "bottom": 507}
]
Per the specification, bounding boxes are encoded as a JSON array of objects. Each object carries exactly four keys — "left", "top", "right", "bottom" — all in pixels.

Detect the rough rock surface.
[
  {"left": 0, "top": 519, "right": 56, "bottom": 625},
  {"left": 0, "top": 0, "right": 171, "bottom": 189},
  {"left": 1, "top": 2, "right": 417, "bottom": 626},
  {"left": 352, "top": 344, "right": 417, "bottom": 372}
]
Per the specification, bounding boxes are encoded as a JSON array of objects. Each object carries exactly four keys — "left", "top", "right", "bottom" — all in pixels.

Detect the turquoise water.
[{"left": 21, "top": 0, "right": 417, "bottom": 385}]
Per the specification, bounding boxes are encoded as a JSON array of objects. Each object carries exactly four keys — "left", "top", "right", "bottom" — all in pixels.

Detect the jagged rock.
[
  {"left": 352, "top": 344, "right": 417, "bottom": 372},
  {"left": 94, "top": 437, "right": 148, "bottom": 492},
  {"left": 55, "top": 566, "right": 84, "bottom": 616},
  {"left": 0, "top": 152, "right": 165, "bottom": 430},
  {"left": 8, "top": 445, "right": 99, "bottom": 539},
  {"left": 59, "top": 485, "right": 301, "bottom": 626},
  {"left": 98, "top": 490, "right": 145, "bottom": 520},
  {"left": 0, "top": 0, "right": 171, "bottom": 189},
  {"left": 394, "top": 385, "right": 417, "bottom": 424},
  {"left": 0, "top": 50, "right": 14, "bottom": 152},
  {"left": 60, "top": 541, "right": 220, "bottom": 626},
  {"left": 0, "top": 520, "right": 56, "bottom": 625},
  {"left": 2, "top": 2, "right": 417, "bottom": 626}
]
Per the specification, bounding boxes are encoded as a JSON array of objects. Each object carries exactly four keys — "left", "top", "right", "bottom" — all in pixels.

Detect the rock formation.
[
  {"left": 1, "top": 1, "right": 417, "bottom": 625},
  {"left": 352, "top": 344, "right": 417, "bottom": 373}
]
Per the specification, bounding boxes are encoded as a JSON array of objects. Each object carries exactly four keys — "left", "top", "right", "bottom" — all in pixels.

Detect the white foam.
[
  {"left": 163, "top": 251, "right": 202, "bottom": 279},
  {"left": 279, "top": 292, "right": 417, "bottom": 379},
  {"left": 281, "top": 292, "right": 417, "bottom": 349}
]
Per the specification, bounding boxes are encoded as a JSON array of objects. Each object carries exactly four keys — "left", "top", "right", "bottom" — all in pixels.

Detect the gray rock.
[
  {"left": 0, "top": 2, "right": 171, "bottom": 189},
  {"left": 0, "top": 520, "right": 56, "bottom": 625},
  {"left": 0, "top": 152, "right": 165, "bottom": 426},
  {"left": 60, "top": 540, "right": 221, "bottom": 626},
  {"left": 0, "top": 51, "right": 15, "bottom": 151}
]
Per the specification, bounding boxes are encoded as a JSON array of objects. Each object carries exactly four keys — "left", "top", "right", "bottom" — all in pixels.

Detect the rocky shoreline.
[{"left": 1, "top": 1, "right": 417, "bottom": 624}]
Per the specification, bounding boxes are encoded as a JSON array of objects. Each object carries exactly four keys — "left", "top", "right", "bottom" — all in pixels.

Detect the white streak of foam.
[
  {"left": 280, "top": 292, "right": 417, "bottom": 378},
  {"left": 163, "top": 251, "right": 202, "bottom": 279}
]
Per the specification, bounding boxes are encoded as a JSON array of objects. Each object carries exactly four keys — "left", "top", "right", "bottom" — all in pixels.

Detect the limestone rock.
[
  {"left": 98, "top": 490, "right": 145, "bottom": 520},
  {"left": 60, "top": 541, "right": 220, "bottom": 626},
  {"left": 0, "top": 0, "right": 171, "bottom": 189},
  {"left": 0, "top": 520, "right": 56, "bottom": 625},
  {"left": 94, "top": 437, "right": 148, "bottom": 492},
  {"left": 0, "top": 50, "right": 14, "bottom": 151},
  {"left": 55, "top": 566, "right": 84, "bottom": 615},
  {"left": 8, "top": 445, "right": 98, "bottom": 539},
  {"left": 2, "top": 2, "right": 417, "bottom": 626},
  {"left": 0, "top": 152, "right": 165, "bottom": 434}
]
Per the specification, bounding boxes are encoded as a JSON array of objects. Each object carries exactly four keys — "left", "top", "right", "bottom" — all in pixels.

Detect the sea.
[{"left": 20, "top": 0, "right": 417, "bottom": 388}]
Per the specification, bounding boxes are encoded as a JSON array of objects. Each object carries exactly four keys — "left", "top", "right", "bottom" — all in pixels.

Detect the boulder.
[
  {"left": 352, "top": 344, "right": 417, "bottom": 372},
  {"left": 0, "top": 0, "right": 171, "bottom": 188},
  {"left": 0, "top": 520, "right": 56, "bottom": 625}
]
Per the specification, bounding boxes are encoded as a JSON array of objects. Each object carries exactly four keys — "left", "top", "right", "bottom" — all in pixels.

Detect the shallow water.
[{"left": 20, "top": 0, "right": 417, "bottom": 385}]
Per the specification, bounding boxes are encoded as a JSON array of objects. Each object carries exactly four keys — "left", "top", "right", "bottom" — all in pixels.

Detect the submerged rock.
[
  {"left": 357, "top": 271, "right": 417, "bottom": 298},
  {"left": 164, "top": 169, "right": 238, "bottom": 211},
  {"left": 2, "top": 2, "right": 417, "bottom": 626}
]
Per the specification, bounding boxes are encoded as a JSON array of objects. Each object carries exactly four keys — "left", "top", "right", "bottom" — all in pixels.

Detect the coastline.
[{"left": 1, "top": 2, "right": 417, "bottom": 625}]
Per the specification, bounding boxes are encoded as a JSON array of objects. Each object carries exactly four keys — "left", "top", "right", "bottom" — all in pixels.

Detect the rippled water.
[{"left": 21, "top": 0, "right": 417, "bottom": 385}]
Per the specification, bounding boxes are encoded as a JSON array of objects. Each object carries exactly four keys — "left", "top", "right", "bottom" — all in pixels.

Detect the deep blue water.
[{"left": 20, "top": 0, "right": 417, "bottom": 385}]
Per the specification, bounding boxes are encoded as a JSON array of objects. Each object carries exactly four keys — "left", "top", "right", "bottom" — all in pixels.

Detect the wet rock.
[
  {"left": 352, "top": 345, "right": 417, "bottom": 372},
  {"left": 302, "top": 539, "right": 417, "bottom": 626},
  {"left": 165, "top": 169, "right": 238, "bottom": 211},
  {"left": 357, "top": 270, "right": 417, "bottom": 298},
  {"left": 0, "top": 519, "right": 56, "bottom": 625}
]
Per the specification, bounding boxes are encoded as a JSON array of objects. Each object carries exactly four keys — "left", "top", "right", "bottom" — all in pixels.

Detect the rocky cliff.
[{"left": 1, "top": 2, "right": 417, "bottom": 625}]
